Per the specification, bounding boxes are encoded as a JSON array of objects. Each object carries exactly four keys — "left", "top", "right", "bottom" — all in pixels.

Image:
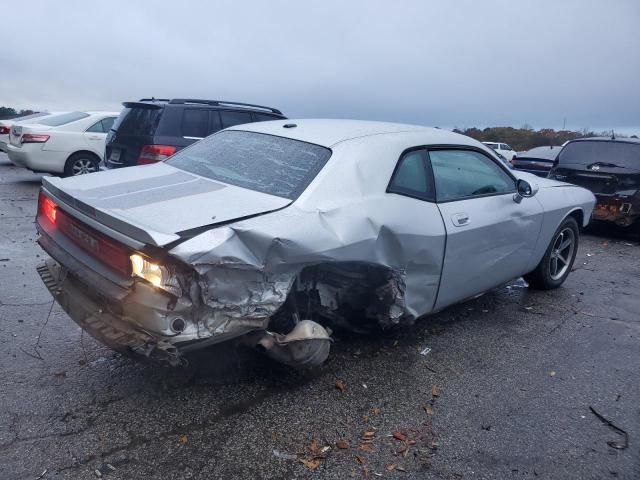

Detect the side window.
[
  {"left": 503, "top": 144, "right": 512, "bottom": 151},
  {"left": 101, "top": 117, "right": 116, "bottom": 132},
  {"left": 86, "top": 120, "right": 104, "bottom": 133},
  {"left": 220, "top": 111, "right": 252, "bottom": 129},
  {"left": 388, "top": 150, "right": 432, "bottom": 200},
  {"left": 252, "top": 113, "right": 278, "bottom": 122},
  {"left": 429, "top": 149, "right": 515, "bottom": 202},
  {"left": 182, "top": 109, "right": 209, "bottom": 138}
]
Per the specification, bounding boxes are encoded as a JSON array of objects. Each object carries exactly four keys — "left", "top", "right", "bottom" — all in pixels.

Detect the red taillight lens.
[
  {"left": 38, "top": 191, "right": 58, "bottom": 225},
  {"left": 22, "top": 133, "right": 50, "bottom": 144},
  {"left": 0, "top": 126, "right": 10, "bottom": 135},
  {"left": 137, "top": 145, "right": 176, "bottom": 165}
]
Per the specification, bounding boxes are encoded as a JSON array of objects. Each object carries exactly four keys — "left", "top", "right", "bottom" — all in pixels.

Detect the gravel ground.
[{"left": 1, "top": 153, "right": 638, "bottom": 480}]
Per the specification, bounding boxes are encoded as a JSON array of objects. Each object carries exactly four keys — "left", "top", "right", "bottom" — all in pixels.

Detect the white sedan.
[
  {"left": 0, "top": 112, "right": 57, "bottom": 152},
  {"left": 6, "top": 111, "right": 119, "bottom": 176}
]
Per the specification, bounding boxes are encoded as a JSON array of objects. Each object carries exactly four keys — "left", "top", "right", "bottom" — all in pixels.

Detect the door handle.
[
  {"left": 88, "top": 135, "right": 102, "bottom": 140},
  {"left": 451, "top": 212, "right": 470, "bottom": 227}
]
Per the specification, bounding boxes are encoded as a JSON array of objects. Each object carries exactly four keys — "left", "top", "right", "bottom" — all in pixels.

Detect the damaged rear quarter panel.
[{"left": 169, "top": 136, "right": 447, "bottom": 330}]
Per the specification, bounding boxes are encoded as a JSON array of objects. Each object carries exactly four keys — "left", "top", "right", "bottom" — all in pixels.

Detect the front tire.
[
  {"left": 64, "top": 152, "right": 100, "bottom": 177},
  {"left": 525, "top": 216, "right": 579, "bottom": 290}
]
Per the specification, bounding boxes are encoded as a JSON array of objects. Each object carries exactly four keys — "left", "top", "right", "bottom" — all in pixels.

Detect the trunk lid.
[
  {"left": 9, "top": 124, "right": 53, "bottom": 147},
  {"left": 553, "top": 164, "right": 639, "bottom": 195},
  {"left": 42, "top": 162, "right": 291, "bottom": 247}
]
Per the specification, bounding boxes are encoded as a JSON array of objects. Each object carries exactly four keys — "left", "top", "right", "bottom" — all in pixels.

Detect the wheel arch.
[{"left": 66, "top": 150, "right": 101, "bottom": 164}]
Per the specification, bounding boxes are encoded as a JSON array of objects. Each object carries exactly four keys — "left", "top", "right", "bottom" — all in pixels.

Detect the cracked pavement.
[{"left": 1, "top": 153, "right": 639, "bottom": 479}]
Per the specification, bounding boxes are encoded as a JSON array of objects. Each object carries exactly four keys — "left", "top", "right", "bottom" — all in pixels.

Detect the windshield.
[
  {"left": 112, "top": 107, "right": 162, "bottom": 135},
  {"left": 167, "top": 130, "right": 332, "bottom": 200},
  {"left": 558, "top": 141, "right": 640, "bottom": 170},
  {"left": 38, "top": 112, "right": 89, "bottom": 127}
]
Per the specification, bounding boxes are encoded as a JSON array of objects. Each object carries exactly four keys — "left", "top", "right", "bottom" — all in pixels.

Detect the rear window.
[
  {"left": 112, "top": 107, "right": 162, "bottom": 136},
  {"left": 167, "top": 130, "right": 331, "bottom": 200},
  {"left": 38, "top": 112, "right": 89, "bottom": 127},
  {"left": 558, "top": 141, "right": 640, "bottom": 170}
]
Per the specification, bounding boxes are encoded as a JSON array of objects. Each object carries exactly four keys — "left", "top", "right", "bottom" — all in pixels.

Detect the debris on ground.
[
  {"left": 507, "top": 277, "right": 529, "bottom": 289},
  {"left": 179, "top": 435, "right": 188, "bottom": 444},
  {"left": 35, "top": 469, "right": 47, "bottom": 479},
  {"left": 392, "top": 431, "right": 408, "bottom": 442},
  {"left": 589, "top": 406, "right": 629, "bottom": 450},
  {"left": 549, "top": 371, "right": 556, "bottom": 377},
  {"left": 336, "top": 439, "right": 349, "bottom": 449},
  {"left": 335, "top": 379, "right": 347, "bottom": 392},
  {"left": 273, "top": 449, "right": 297, "bottom": 461},
  {"left": 431, "top": 385, "right": 440, "bottom": 398},
  {"left": 420, "top": 346, "right": 431, "bottom": 356}
]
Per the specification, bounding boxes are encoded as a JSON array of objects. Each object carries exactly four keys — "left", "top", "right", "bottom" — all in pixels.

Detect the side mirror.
[{"left": 513, "top": 179, "right": 539, "bottom": 203}]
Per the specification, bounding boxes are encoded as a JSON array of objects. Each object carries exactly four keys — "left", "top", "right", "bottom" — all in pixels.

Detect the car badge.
[{"left": 591, "top": 165, "right": 600, "bottom": 171}]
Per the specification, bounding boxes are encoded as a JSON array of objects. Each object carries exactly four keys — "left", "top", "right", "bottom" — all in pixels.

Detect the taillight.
[
  {"left": 137, "top": 145, "right": 176, "bottom": 165},
  {"left": 38, "top": 191, "right": 58, "bottom": 225},
  {"left": 22, "top": 133, "right": 50, "bottom": 144},
  {"left": 0, "top": 126, "right": 10, "bottom": 135}
]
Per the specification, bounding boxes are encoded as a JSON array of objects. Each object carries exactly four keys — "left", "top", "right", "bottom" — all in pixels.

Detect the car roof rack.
[
  {"left": 138, "top": 98, "right": 171, "bottom": 103},
  {"left": 167, "top": 98, "right": 282, "bottom": 115}
]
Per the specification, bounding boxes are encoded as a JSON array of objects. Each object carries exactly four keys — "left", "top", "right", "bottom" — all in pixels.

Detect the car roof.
[
  {"left": 520, "top": 146, "right": 562, "bottom": 160},
  {"left": 568, "top": 136, "right": 640, "bottom": 145},
  {"left": 124, "top": 98, "right": 284, "bottom": 116},
  {"left": 228, "top": 119, "right": 473, "bottom": 148}
]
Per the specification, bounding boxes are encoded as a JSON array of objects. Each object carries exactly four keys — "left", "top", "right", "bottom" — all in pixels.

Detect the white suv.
[{"left": 483, "top": 142, "right": 517, "bottom": 161}]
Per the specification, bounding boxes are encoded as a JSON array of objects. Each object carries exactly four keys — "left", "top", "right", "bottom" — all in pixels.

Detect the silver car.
[{"left": 36, "top": 120, "right": 596, "bottom": 368}]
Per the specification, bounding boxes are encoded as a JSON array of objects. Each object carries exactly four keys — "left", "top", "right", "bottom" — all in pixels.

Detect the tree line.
[
  {"left": 452, "top": 126, "right": 636, "bottom": 152},
  {"left": 0, "top": 106, "right": 38, "bottom": 120}
]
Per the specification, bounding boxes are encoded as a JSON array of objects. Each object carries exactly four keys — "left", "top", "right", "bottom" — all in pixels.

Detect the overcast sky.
[{"left": 1, "top": 0, "right": 638, "bottom": 133}]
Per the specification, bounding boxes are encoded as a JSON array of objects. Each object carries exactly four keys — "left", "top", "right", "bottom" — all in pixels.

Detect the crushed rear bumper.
[{"left": 592, "top": 195, "right": 639, "bottom": 227}]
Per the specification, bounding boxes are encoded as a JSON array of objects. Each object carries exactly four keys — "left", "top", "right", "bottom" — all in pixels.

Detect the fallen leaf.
[
  {"left": 179, "top": 435, "right": 188, "bottom": 444},
  {"left": 431, "top": 385, "right": 440, "bottom": 398},
  {"left": 362, "top": 430, "right": 376, "bottom": 438},
  {"left": 423, "top": 405, "right": 434, "bottom": 416},
  {"left": 336, "top": 439, "right": 349, "bottom": 449},
  {"left": 386, "top": 463, "right": 398, "bottom": 471},
  {"left": 300, "top": 458, "right": 321, "bottom": 469},
  {"left": 372, "top": 407, "right": 381, "bottom": 415},
  {"left": 392, "top": 431, "right": 407, "bottom": 442},
  {"left": 359, "top": 443, "right": 374, "bottom": 451},
  {"left": 53, "top": 370, "right": 66, "bottom": 378},
  {"left": 309, "top": 438, "right": 320, "bottom": 454},
  {"left": 335, "top": 380, "right": 347, "bottom": 392},
  {"left": 355, "top": 455, "right": 365, "bottom": 465}
]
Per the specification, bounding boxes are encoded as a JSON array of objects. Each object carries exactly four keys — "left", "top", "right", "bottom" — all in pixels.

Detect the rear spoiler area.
[{"left": 41, "top": 177, "right": 180, "bottom": 248}]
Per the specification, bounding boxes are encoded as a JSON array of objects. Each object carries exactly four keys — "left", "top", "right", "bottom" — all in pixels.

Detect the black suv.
[
  {"left": 104, "top": 98, "right": 286, "bottom": 168},
  {"left": 548, "top": 137, "right": 640, "bottom": 227}
]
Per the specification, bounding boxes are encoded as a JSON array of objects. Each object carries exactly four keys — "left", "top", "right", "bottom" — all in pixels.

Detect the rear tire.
[
  {"left": 525, "top": 216, "right": 579, "bottom": 290},
  {"left": 64, "top": 152, "right": 100, "bottom": 177}
]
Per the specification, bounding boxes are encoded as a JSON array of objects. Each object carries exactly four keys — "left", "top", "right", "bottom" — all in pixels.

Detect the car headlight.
[{"left": 130, "top": 253, "right": 181, "bottom": 296}]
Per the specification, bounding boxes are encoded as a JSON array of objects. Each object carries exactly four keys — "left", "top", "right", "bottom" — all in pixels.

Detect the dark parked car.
[
  {"left": 548, "top": 137, "right": 640, "bottom": 227},
  {"left": 104, "top": 98, "right": 286, "bottom": 168},
  {"left": 512, "top": 145, "right": 561, "bottom": 177}
]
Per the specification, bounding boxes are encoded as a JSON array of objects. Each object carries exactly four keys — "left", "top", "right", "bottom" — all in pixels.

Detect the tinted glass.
[
  {"left": 388, "top": 150, "right": 432, "bottom": 198},
  {"left": 168, "top": 130, "right": 331, "bottom": 200},
  {"left": 485, "top": 143, "right": 498, "bottom": 150},
  {"left": 503, "top": 144, "right": 512, "bottom": 150},
  {"left": 430, "top": 149, "right": 515, "bottom": 201},
  {"left": 253, "top": 113, "right": 280, "bottom": 122},
  {"left": 220, "top": 111, "right": 252, "bottom": 128},
  {"left": 102, "top": 117, "right": 116, "bottom": 132},
  {"left": 112, "top": 107, "right": 162, "bottom": 136},
  {"left": 558, "top": 141, "right": 640, "bottom": 170},
  {"left": 208, "top": 111, "right": 222, "bottom": 134},
  {"left": 38, "top": 112, "right": 89, "bottom": 127},
  {"left": 182, "top": 109, "right": 209, "bottom": 138},
  {"left": 86, "top": 120, "right": 104, "bottom": 133}
]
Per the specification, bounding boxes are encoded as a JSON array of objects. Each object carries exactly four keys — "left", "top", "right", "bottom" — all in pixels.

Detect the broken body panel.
[{"left": 35, "top": 120, "right": 596, "bottom": 366}]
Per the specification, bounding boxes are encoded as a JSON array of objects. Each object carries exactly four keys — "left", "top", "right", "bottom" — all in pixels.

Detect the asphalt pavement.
[{"left": 0, "top": 153, "right": 638, "bottom": 480}]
